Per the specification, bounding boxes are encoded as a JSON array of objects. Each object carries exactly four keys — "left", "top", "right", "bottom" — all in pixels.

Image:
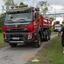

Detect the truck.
[{"left": 2, "top": 6, "right": 52, "bottom": 48}]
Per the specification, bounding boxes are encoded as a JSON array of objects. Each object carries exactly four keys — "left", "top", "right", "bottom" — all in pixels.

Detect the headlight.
[{"left": 28, "top": 33, "right": 32, "bottom": 39}]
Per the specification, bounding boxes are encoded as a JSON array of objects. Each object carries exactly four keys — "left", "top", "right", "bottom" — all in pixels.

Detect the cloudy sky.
[
  {"left": 0, "top": 0, "right": 64, "bottom": 13},
  {"left": 14, "top": 0, "right": 64, "bottom": 5},
  {"left": 47, "top": 0, "right": 64, "bottom": 5}
]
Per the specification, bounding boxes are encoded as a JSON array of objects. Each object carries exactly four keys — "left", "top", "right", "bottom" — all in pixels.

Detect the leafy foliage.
[
  {"left": 50, "top": 17, "right": 55, "bottom": 21},
  {"left": 0, "top": 14, "right": 5, "bottom": 32}
]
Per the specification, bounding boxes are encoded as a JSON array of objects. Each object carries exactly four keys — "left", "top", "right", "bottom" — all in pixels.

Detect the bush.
[
  {"left": 0, "top": 22, "right": 3, "bottom": 32},
  {"left": 0, "top": 30, "right": 3, "bottom": 33},
  {"left": 0, "top": 22, "right": 3, "bottom": 27}
]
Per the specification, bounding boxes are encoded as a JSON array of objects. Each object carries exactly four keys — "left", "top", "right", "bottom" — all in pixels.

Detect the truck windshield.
[{"left": 5, "top": 12, "right": 32, "bottom": 22}]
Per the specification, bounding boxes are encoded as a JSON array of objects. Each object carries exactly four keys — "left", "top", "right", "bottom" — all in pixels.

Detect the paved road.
[{"left": 0, "top": 34, "right": 57, "bottom": 64}]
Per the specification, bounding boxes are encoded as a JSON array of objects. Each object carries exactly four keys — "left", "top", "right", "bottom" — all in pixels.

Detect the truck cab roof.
[{"left": 6, "top": 7, "right": 32, "bottom": 13}]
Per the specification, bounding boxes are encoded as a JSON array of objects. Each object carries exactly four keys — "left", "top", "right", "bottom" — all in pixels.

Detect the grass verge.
[
  {"left": 0, "top": 33, "right": 5, "bottom": 48},
  {"left": 27, "top": 36, "right": 64, "bottom": 64}
]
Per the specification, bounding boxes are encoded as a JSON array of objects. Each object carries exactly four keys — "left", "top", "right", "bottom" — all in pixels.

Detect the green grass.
[
  {"left": 0, "top": 33, "right": 5, "bottom": 48},
  {"left": 27, "top": 36, "right": 64, "bottom": 64}
]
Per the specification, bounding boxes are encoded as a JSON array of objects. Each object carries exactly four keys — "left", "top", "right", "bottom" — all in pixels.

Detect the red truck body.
[{"left": 3, "top": 7, "right": 52, "bottom": 48}]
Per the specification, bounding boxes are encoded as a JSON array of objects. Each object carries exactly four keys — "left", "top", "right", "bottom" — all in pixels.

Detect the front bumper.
[{"left": 4, "top": 32, "right": 35, "bottom": 44}]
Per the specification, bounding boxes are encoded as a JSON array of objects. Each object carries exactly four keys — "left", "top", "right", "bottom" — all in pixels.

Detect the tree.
[
  {"left": 20, "top": 2, "right": 24, "bottom": 6},
  {"left": 0, "top": 14, "right": 5, "bottom": 28},
  {"left": 49, "top": 17, "right": 55, "bottom": 21},
  {"left": 42, "top": 6, "right": 48, "bottom": 15},
  {"left": 37, "top": 1, "right": 48, "bottom": 16},
  {"left": 3, "top": 0, "right": 15, "bottom": 10},
  {"left": 19, "top": 2, "right": 28, "bottom": 7},
  {"left": 16, "top": 2, "right": 28, "bottom": 8}
]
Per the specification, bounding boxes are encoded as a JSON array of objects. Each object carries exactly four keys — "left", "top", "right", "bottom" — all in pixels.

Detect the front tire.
[
  {"left": 39, "top": 30, "right": 43, "bottom": 42},
  {"left": 34, "top": 41, "right": 41, "bottom": 48},
  {"left": 33, "top": 34, "right": 41, "bottom": 48},
  {"left": 9, "top": 43, "right": 17, "bottom": 47}
]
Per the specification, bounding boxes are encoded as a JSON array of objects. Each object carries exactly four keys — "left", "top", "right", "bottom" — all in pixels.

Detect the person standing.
[
  {"left": 58, "top": 24, "right": 62, "bottom": 36},
  {"left": 61, "top": 22, "right": 64, "bottom": 53}
]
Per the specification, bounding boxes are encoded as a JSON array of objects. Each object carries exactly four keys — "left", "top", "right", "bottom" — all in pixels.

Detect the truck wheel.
[
  {"left": 48, "top": 35, "right": 51, "bottom": 40},
  {"left": 35, "top": 41, "right": 41, "bottom": 48},
  {"left": 45, "top": 33, "right": 51, "bottom": 41},
  {"left": 9, "top": 43, "right": 17, "bottom": 47},
  {"left": 39, "top": 31, "right": 43, "bottom": 42},
  {"left": 47, "top": 36, "right": 49, "bottom": 41},
  {"left": 34, "top": 34, "right": 41, "bottom": 48}
]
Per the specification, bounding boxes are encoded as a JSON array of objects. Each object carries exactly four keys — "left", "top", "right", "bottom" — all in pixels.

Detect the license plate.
[{"left": 12, "top": 37, "right": 19, "bottom": 40}]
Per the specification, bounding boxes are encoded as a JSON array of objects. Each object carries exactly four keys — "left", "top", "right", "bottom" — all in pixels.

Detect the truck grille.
[
  {"left": 6, "top": 33, "right": 27, "bottom": 41},
  {"left": 5, "top": 28, "right": 30, "bottom": 41},
  {"left": 6, "top": 29, "right": 29, "bottom": 33}
]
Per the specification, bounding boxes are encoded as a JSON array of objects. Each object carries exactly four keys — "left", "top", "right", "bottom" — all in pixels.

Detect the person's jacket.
[{"left": 61, "top": 25, "right": 64, "bottom": 38}]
